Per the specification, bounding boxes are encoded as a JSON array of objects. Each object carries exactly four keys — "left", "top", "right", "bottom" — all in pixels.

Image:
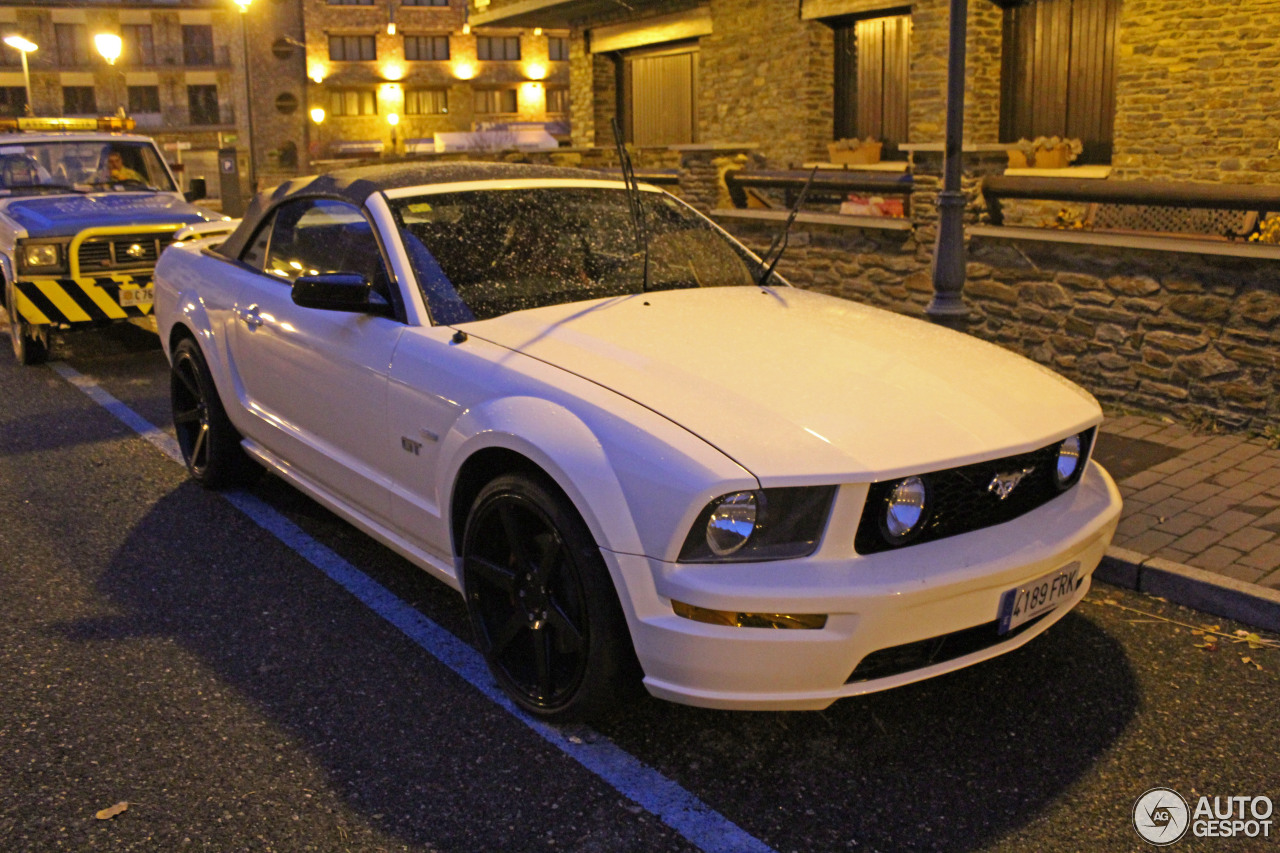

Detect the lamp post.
[
  {"left": 232, "top": 0, "right": 257, "bottom": 193},
  {"left": 3, "top": 35, "right": 37, "bottom": 116},
  {"left": 926, "top": 0, "right": 971, "bottom": 329},
  {"left": 94, "top": 33, "right": 123, "bottom": 114}
]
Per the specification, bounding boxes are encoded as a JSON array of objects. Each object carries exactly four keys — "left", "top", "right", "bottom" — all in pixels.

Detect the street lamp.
[
  {"left": 3, "top": 35, "right": 36, "bottom": 116},
  {"left": 232, "top": 0, "right": 257, "bottom": 192},
  {"left": 386, "top": 112, "right": 399, "bottom": 156},
  {"left": 94, "top": 33, "right": 122, "bottom": 65}
]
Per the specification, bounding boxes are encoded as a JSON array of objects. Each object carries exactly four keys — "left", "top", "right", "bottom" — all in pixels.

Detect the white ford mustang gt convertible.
[{"left": 154, "top": 162, "right": 1122, "bottom": 720}]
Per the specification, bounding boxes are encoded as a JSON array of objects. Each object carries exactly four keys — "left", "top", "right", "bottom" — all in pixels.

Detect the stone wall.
[
  {"left": 1112, "top": 0, "right": 1280, "bottom": 184},
  {"left": 907, "top": 0, "right": 1003, "bottom": 145}
]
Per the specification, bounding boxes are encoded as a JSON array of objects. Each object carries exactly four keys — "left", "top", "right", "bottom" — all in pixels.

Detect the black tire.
[
  {"left": 170, "top": 337, "right": 258, "bottom": 488},
  {"left": 5, "top": 278, "right": 48, "bottom": 366},
  {"left": 462, "top": 473, "right": 634, "bottom": 721}
]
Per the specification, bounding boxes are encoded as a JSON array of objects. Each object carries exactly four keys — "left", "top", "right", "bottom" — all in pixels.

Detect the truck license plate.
[{"left": 118, "top": 286, "right": 154, "bottom": 308}]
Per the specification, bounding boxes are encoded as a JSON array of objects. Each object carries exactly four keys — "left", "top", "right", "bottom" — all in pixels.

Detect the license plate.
[
  {"left": 118, "top": 286, "right": 154, "bottom": 308},
  {"left": 997, "top": 561, "right": 1081, "bottom": 635}
]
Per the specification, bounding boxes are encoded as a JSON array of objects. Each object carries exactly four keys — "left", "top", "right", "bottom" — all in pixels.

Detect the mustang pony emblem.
[
  {"left": 988, "top": 466, "right": 1035, "bottom": 500},
  {"left": 126, "top": 243, "right": 147, "bottom": 259}
]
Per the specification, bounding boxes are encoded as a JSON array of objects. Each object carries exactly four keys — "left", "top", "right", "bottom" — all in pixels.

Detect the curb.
[{"left": 1095, "top": 546, "right": 1280, "bottom": 634}]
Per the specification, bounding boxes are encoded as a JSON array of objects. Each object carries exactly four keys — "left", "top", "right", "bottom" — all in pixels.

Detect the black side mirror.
[
  {"left": 184, "top": 177, "right": 207, "bottom": 203},
  {"left": 291, "top": 272, "right": 391, "bottom": 315}
]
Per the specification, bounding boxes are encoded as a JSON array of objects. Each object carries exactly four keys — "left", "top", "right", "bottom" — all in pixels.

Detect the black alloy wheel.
[
  {"left": 170, "top": 337, "right": 257, "bottom": 487},
  {"left": 462, "top": 473, "right": 633, "bottom": 721},
  {"left": 5, "top": 279, "right": 48, "bottom": 366}
]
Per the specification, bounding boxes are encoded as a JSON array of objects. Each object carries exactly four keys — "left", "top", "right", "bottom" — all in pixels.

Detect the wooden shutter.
[
  {"left": 625, "top": 47, "right": 697, "bottom": 146},
  {"left": 834, "top": 14, "right": 910, "bottom": 147}
]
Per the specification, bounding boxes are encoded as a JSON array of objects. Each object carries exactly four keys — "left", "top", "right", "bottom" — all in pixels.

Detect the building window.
[
  {"left": 0, "top": 40, "right": 21, "bottom": 67},
  {"left": 833, "top": 14, "right": 910, "bottom": 151},
  {"left": 329, "top": 35, "right": 377, "bottom": 61},
  {"left": 329, "top": 0, "right": 375, "bottom": 5},
  {"left": 548, "top": 36, "right": 568, "bottom": 62},
  {"left": 123, "top": 24, "right": 156, "bottom": 66},
  {"left": 404, "top": 35, "right": 449, "bottom": 61},
  {"left": 128, "top": 85, "right": 161, "bottom": 114},
  {"left": 474, "top": 88, "right": 517, "bottom": 114},
  {"left": 402, "top": 0, "right": 450, "bottom": 6},
  {"left": 405, "top": 88, "right": 448, "bottom": 115},
  {"left": 1000, "top": 0, "right": 1120, "bottom": 163},
  {"left": 546, "top": 87, "right": 568, "bottom": 113},
  {"left": 476, "top": 36, "right": 520, "bottom": 61},
  {"left": 55, "top": 24, "right": 90, "bottom": 66},
  {"left": 0, "top": 86, "right": 27, "bottom": 116},
  {"left": 621, "top": 46, "right": 696, "bottom": 146},
  {"left": 63, "top": 86, "right": 97, "bottom": 115},
  {"left": 188, "top": 84, "right": 220, "bottom": 124},
  {"left": 330, "top": 89, "right": 377, "bottom": 116},
  {"left": 183, "top": 25, "right": 215, "bottom": 66}
]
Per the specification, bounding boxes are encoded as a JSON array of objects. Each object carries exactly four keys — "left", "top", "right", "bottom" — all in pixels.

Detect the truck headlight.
[
  {"left": 679, "top": 486, "right": 836, "bottom": 563},
  {"left": 22, "top": 244, "right": 60, "bottom": 269}
]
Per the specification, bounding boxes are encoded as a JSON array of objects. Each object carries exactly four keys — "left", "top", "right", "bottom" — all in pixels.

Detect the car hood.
[
  {"left": 0, "top": 192, "right": 214, "bottom": 238},
  {"left": 462, "top": 287, "right": 1102, "bottom": 483}
]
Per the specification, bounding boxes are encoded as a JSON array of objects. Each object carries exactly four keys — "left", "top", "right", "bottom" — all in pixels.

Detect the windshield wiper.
[
  {"left": 756, "top": 166, "right": 818, "bottom": 287},
  {"left": 611, "top": 117, "right": 650, "bottom": 293},
  {"left": 9, "top": 183, "right": 84, "bottom": 195}
]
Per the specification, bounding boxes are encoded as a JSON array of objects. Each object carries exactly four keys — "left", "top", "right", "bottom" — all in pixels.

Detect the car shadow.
[{"left": 56, "top": 477, "right": 1138, "bottom": 852}]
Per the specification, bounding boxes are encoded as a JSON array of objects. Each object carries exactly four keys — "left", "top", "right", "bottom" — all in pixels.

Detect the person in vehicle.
[{"left": 96, "top": 148, "right": 144, "bottom": 183}]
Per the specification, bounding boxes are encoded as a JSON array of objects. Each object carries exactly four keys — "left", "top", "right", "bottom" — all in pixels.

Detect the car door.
[{"left": 228, "top": 197, "right": 403, "bottom": 526}]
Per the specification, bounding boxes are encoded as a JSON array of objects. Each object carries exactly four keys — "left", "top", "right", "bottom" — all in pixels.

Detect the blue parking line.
[{"left": 52, "top": 362, "right": 777, "bottom": 853}]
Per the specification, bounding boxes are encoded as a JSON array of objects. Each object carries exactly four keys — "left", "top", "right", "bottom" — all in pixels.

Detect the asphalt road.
[{"left": 2, "top": 323, "right": 1278, "bottom": 853}]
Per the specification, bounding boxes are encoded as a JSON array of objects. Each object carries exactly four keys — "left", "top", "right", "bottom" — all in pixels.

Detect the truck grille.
[
  {"left": 76, "top": 233, "right": 174, "bottom": 272},
  {"left": 853, "top": 428, "right": 1096, "bottom": 554}
]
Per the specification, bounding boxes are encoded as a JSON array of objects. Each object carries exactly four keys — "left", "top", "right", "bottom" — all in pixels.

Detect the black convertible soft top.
[{"left": 215, "top": 160, "right": 614, "bottom": 259}]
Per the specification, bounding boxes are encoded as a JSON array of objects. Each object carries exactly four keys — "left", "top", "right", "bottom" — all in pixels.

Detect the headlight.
[
  {"left": 1055, "top": 432, "right": 1085, "bottom": 489},
  {"left": 22, "top": 244, "right": 59, "bottom": 269},
  {"left": 705, "top": 491, "right": 757, "bottom": 556},
  {"left": 881, "top": 476, "right": 928, "bottom": 543},
  {"left": 679, "top": 486, "right": 836, "bottom": 563}
]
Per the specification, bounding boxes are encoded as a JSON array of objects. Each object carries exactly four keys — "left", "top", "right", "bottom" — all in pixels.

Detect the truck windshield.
[{"left": 0, "top": 140, "right": 176, "bottom": 195}]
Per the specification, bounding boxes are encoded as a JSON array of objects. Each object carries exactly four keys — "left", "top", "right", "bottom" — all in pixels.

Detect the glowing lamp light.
[
  {"left": 534, "top": 27, "right": 542, "bottom": 36},
  {"left": 309, "top": 107, "right": 325, "bottom": 124},
  {"left": 387, "top": 112, "right": 400, "bottom": 127},
  {"left": 94, "top": 33, "right": 122, "bottom": 65},
  {"left": 462, "top": 23, "right": 471, "bottom": 35},
  {"left": 309, "top": 64, "right": 326, "bottom": 83},
  {"left": 3, "top": 35, "right": 37, "bottom": 53},
  {"left": 382, "top": 63, "right": 403, "bottom": 81},
  {"left": 453, "top": 61, "right": 475, "bottom": 80},
  {"left": 525, "top": 62, "right": 546, "bottom": 80},
  {"left": 233, "top": 0, "right": 252, "bottom": 12},
  {"left": 387, "top": 22, "right": 397, "bottom": 35}
]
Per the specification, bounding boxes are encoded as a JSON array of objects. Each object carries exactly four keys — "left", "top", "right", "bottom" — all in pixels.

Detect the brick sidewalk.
[{"left": 1096, "top": 414, "right": 1280, "bottom": 590}]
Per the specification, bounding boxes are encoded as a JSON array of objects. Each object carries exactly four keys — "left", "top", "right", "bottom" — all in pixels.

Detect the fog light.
[{"left": 672, "top": 600, "right": 828, "bottom": 630}]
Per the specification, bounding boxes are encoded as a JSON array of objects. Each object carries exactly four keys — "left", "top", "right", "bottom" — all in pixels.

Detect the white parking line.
[{"left": 50, "top": 361, "right": 778, "bottom": 853}]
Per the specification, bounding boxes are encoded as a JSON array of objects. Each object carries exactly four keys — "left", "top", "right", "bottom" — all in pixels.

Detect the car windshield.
[
  {"left": 0, "top": 139, "right": 175, "bottom": 195},
  {"left": 391, "top": 186, "right": 761, "bottom": 323}
]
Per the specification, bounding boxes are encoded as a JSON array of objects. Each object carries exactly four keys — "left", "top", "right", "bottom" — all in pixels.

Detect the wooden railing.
[{"left": 725, "top": 169, "right": 913, "bottom": 208}]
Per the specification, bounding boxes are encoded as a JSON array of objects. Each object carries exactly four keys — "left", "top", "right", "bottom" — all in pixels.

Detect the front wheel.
[
  {"left": 5, "top": 279, "right": 48, "bottom": 366},
  {"left": 462, "top": 473, "right": 635, "bottom": 721},
  {"left": 170, "top": 337, "right": 258, "bottom": 488}
]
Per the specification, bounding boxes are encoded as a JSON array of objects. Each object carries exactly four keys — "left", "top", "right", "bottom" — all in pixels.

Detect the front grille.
[
  {"left": 76, "top": 233, "right": 173, "bottom": 272},
  {"left": 846, "top": 611, "right": 1049, "bottom": 683},
  {"left": 853, "top": 428, "right": 1096, "bottom": 555}
]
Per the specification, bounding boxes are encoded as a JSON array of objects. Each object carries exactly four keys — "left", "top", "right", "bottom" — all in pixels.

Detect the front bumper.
[
  {"left": 607, "top": 460, "right": 1122, "bottom": 711},
  {"left": 9, "top": 274, "right": 154, "bottom": 327}
]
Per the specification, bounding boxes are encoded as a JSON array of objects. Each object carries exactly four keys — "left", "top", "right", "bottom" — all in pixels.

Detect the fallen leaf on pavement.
[{"left": 95, "top": 802, "right": 128, "bottom": 820}]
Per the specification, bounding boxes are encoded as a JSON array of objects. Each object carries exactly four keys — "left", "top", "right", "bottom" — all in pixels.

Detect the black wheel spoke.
[
  {"left": 489, "top": 611, "right": 527, "bottom": 659},
  {"left": 533, "top": 536, "right": 564, "bottom": 586},
  {"left": 173, "top": 406, "right": 202, "bottom": 426},
  {"left": 546, "top": 599, "right": 584, "bottom": 654},
  {"left": 533, "top": 627, "right": 554, "bottom": 700},
  {"left": 190, "top": 422, "right": 209, "bottom": 467},
  {"left": 175, "top": 364, "right": 200, "bottom": 400},
  {"left": 496, "top": 503, "right": 532, "bottom": 570},
  {"left": 466, "top": 555, "right": 518, "bottom": 594}
]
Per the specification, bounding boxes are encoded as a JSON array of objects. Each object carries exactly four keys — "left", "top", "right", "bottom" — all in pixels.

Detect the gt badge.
[{"left": 988, "top": 466, "right": 1034, "bottom": 500}]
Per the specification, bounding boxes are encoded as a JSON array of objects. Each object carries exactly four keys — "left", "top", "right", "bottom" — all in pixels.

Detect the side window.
[
  {"left": 259, "top": 199, "right": 391, "bottom": 293},
  {"left": 241, "top": 211, "right": 276, "bottom": 270}
]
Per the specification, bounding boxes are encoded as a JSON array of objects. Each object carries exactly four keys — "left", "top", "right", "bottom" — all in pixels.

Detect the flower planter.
[{"left": 828, "top": 142, "right": 882, "bottom": 165}]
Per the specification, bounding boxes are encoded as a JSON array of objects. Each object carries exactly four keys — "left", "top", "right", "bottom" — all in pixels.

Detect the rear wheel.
[
  {"left": 462, "top": 473, "right": 634, "bottom": 721},
  {"left": 5, "top": 279, "right": 48, "bottom": 366},
  {"left": 170, "top": 337, "right": 257, "bottom": 487}
]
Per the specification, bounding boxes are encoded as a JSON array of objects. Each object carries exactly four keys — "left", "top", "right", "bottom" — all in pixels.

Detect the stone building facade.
[{"left": 0, "top": 0, "right": 252, "bottom": 200}]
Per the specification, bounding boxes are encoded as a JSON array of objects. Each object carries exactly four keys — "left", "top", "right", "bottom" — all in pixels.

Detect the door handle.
[{"left": 237, "top": 303, "right": 263, "bottom": 329}]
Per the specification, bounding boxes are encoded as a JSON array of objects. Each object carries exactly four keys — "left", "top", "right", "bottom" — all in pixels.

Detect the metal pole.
[
  {"left": 19, "top": 50, "right": 31, "bottom": 115},
  {"left": 926, "top": 0, "right": 971, "bottom": 327},
  {"left": 240, "top": 13, "right": 257, "bottom": 193}
]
